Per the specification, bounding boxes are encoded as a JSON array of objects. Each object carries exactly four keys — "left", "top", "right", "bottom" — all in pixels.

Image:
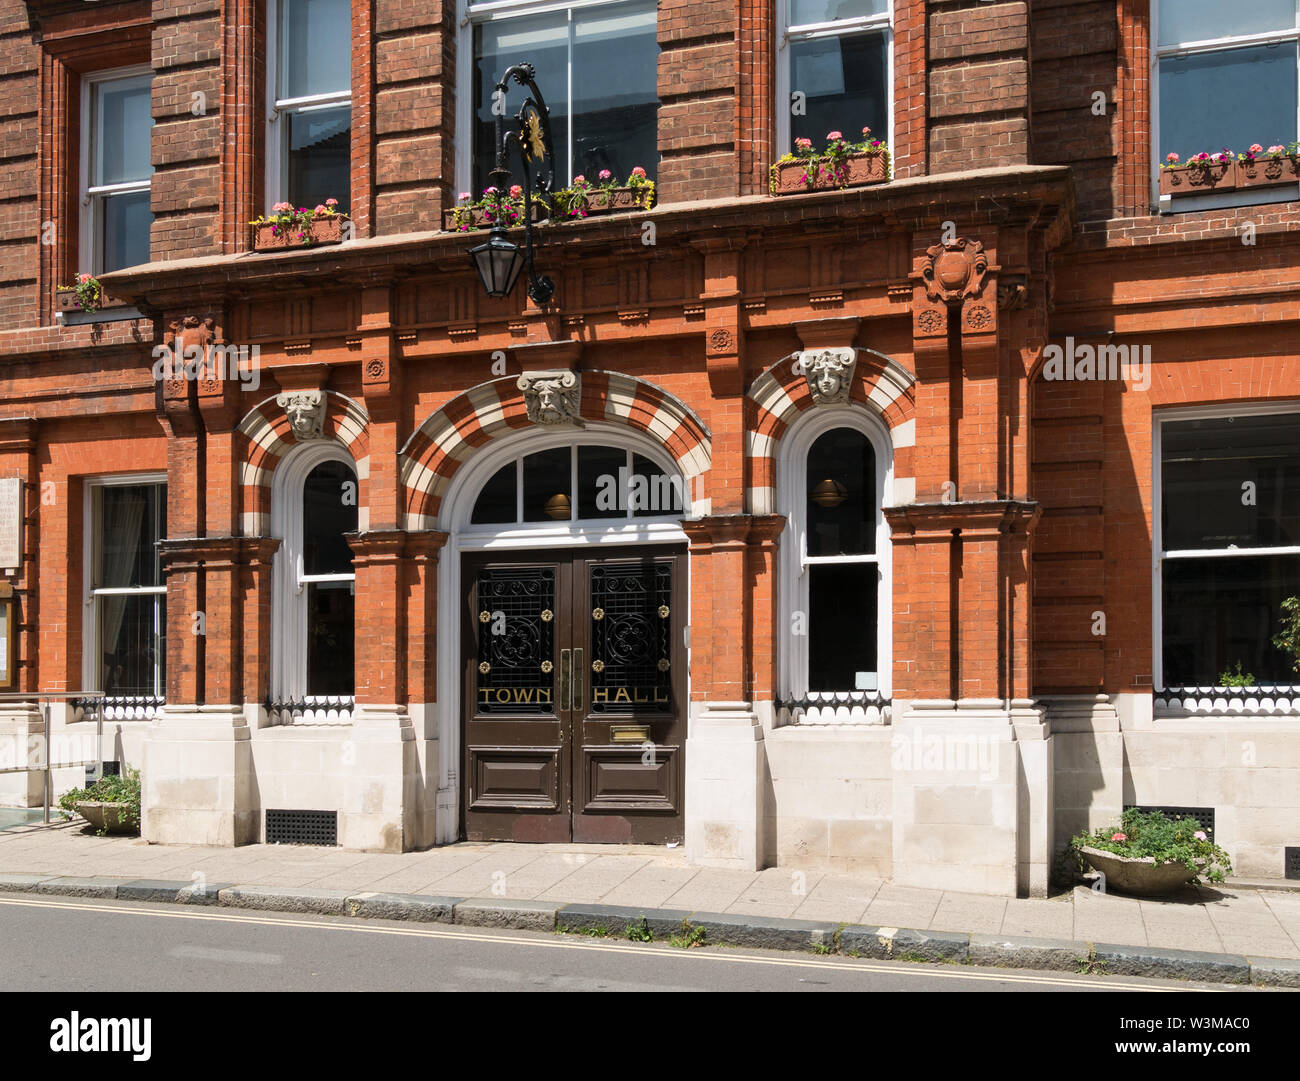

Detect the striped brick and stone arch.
[
  {"left": 237, "top": 391, "right": 371, "bottom": 535},
  {"left": 745, "top": 348, "right": 917, "bottom": 514},
  {"left": 400, "top": 371, "right": 712, "bottom": 531}
]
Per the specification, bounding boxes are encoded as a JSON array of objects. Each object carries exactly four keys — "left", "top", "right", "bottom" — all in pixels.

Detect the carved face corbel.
[
  {"left": 518, "top": 370, "right": 584, "bottom": 426},
  {"left": 276, "top": 389, "right": 327, "bottom": 441},
  {"left": 921, "top": 237, "right": 990, "bottom": 305},
  {"left": 797, "top": 347, "right": 857, "bottom": 406}
]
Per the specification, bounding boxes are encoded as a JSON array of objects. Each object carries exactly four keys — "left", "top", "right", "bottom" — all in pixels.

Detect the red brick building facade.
[{"left": 0, "top": 0, "right": 1296, "bottom": 895}]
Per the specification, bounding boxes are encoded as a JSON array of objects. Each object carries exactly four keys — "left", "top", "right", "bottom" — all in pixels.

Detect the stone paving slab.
[{"left": 3, "top": 825, "right": 1300, "bottom": 965}]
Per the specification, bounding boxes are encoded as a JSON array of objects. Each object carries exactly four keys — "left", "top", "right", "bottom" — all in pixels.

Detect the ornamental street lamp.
[{"left": 467, "top": 62, "right": 557, "bottom": 306}]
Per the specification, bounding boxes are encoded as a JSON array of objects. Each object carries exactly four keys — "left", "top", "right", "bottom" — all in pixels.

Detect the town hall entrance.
[{"left": 461, "top": 546, "right": 687, "bottom": 844}]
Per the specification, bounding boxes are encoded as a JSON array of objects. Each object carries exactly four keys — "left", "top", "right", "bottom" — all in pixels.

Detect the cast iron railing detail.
[
  {"left": 1155, "top": 684, "right": 1300, "bottom": 714},
  {"left": 775, "top": 691, "right": 892, "bottom": 725},
  {"left": 74, "top": 695, "right": 163, "bottom": 721},
  {"left": 264, "top": 696, "right": 355, "bottom": 724}
]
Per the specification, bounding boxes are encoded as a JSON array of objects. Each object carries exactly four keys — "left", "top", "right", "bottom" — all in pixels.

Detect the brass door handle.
[
  {"left": 559, "top": 648, "right": 571, "bottom": 713},
  {"left": 573, "top": 647, "right": 584, "bottom": 713}
]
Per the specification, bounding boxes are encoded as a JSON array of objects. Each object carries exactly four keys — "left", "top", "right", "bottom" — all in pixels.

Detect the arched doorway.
[{"left": 443, "top": 425, "right": 691, "bottom": 844}]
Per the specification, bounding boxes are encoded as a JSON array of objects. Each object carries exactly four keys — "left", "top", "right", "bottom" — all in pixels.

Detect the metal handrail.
[{"left": 0, "top": 692, "right": 105, "bottom": 825}]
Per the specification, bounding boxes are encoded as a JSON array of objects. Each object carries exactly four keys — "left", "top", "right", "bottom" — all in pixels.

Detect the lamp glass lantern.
[{"left": 469, "top": 227, "right": 528, "bottom": 299}]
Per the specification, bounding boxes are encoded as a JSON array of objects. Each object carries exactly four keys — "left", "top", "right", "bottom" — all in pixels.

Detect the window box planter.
[
  {"left": 55, "top": 287, "right": 130, "bottom": 315},
  {"left": 442, "top": 201, "right": 549, "bottom": 232},
  {"left": 252, "top": 214, "right": 349, "bottom": 251},
  {"left": 1236, "top": 155, "right": 1300, "bottom": 189},
  {"left": 1159, "top": 161, "right": 1236, "bottom": 197},
  {"left": 770, "top": 150, "right": 890, "bottom": 196},
  {"left": 570, "top": 185, "right": 655, "bottom": 216}
]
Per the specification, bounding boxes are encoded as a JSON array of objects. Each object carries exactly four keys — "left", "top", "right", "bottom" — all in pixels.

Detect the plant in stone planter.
[
  {"left": 250, "top": 198, "right": 348, "bottom": 250},
  {"left": 1069, "top": 808, "right": 1233, "bottom": 894},
  {"left": 769, "top": 126, "right": 891, "bottom": 196},
  {"left": 58, "top": 767, "right": 141, "bottom": 837},
  {"left": 1237, "top": 142, "right": 1300, "bottom": 188},
  {"left": 1159, "top": 149, "right": 1237, "bottom": 196},
  {"left": 443, "top": 185, "right": 548, "bottom": 232},
  {"left": 56, "top": 273, "right": 103, "bottom": 314}
]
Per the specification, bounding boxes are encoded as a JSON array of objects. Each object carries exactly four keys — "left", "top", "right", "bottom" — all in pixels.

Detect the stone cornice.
[
  {"left": 885, "top": 500, "right": 1042, "bottom": 541},
  {"left": 100, "top": 167, "right": 1077, "bottom": 312}
]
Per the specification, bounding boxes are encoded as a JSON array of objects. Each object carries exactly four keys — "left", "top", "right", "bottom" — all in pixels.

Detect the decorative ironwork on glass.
[
  {"left": 474, "top": 566, "right": 556, "bottom": 713},
  {"left": 588, "top": 560, "right": 672, "bottom": 714}
]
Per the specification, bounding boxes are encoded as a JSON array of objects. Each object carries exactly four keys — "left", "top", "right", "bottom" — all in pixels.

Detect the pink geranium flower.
[
  {"left": 325, "top": 197, "right": 339, "bottom": 207},
  {"left": 1194, "top": 830, "right": 1207, "bottom": 841},
  {"left": 861, "top": 126, "right": 871, "bottom": 136},
  {"left": 1165, "top": 152, "right": 1179, "bottom": 164},
  {"left": 1250, "top": 144, "right": 1264, "bottom": 155},
  {"left": 313, "top": 204, "right": 328, "bottom": 214},
  {"left": 598, "top": 169, "right": 612, "bottom": 180},
  {"left": 794, "top": 137, "right": 812, "bottom": 150},
  {"left": 1111, "top": 832, "right": 1127, "bottom": 842},
  {"left": 826, "top": 130, "right": 843, "bottom": 141},
  {"left": 272, "top": 201, "right": 292, "bottom": 213},
  {"left": 631, "top": 166, "right": 647, "bottom": 178},
  {"left": 509, "top": 184, "right": 523, "bottom": 198}
]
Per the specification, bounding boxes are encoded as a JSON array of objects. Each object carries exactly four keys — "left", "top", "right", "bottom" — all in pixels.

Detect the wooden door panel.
[
  {"left": 468, "top": 747, "right": 561, "bottom": 811},
  {"left": 580, "top": 744, "right": 679, "bottom": 812}
]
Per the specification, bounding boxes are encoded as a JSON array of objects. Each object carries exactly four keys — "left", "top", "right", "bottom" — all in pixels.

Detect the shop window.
[
  {"left": 777, "top": 0, "right": 891, "bottom": 156},
  {"left": 83, "top": 478, "right": 166, "bottom": 718},
  {"left": 272, "top": 446, "right": 357, "bottom": 718},
  {"left": 1158, "top": 409, "right": 1300, "bottom": 689},
  {"left": 465, "top": 0, "right": 659, "bottom": 193},
  {"left": 81, "top": 69, "right": 154, "bottom": 274},
  {"left": 1154, "top": 1, "right": 1299, "bottom": 208},
  {"left": 470, "top": 443, "right": 682, "bottom": 527},
  {"left": 267, "top": 0, "right": 352, "bottom": 212}
]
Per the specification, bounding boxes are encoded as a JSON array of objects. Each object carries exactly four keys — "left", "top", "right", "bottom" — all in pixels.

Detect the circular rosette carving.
[{"left": 964, "top": 304, "right": 993, "bottom": 332}]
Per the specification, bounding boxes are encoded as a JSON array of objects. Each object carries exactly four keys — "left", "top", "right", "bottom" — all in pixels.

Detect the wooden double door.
[{"left": 462, "top": 546, "right": 687, "bottom": 844}]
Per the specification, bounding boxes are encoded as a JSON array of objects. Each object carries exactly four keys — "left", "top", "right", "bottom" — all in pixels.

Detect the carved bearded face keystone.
[{"left": 518, "top": 370, "right": 583, "bottom": 426}]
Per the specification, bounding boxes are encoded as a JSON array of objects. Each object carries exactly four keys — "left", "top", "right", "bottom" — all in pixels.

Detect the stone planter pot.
[
  {"left": 1236, "top": 155, "right": 1300, "bottom": 189},
  {"left": 1079, "top": 846, "right": 1200, "bottom": 897},
  {"left": 442, "top": 202, "right": 549, "bottom": 232},
  {"left": 251, "top": 214, "right": 349, "bottom": 251},
  {"left": 55, "top": 287, "right": 129, "bottom": 314},
  {"left": 74, "top": 800, "right": 138, "bottom": 835},
  {"left": 771, "top": 151, "right": 890, "bottom": 195},
  {"left": 1159, "top": 161, "right": 1236, "bottom": 197}
]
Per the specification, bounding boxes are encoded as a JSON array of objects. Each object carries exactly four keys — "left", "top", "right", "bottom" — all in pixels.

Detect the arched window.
[
  {"left": 271, "top": 444, "right": 358, "bottom": 719},
  {"left": 469, "top": 442, "right": 683, "bottom": 527},
  {"left": 780, "top": 412, "right": 891, "bottom": 717}
]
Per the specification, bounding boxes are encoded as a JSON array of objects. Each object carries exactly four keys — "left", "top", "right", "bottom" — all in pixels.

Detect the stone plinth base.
[{"left": 685, "top": 701, "right": 769, "bottom": 869}]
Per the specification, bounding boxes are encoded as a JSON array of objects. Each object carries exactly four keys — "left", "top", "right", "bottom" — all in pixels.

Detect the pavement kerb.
[{"left": 2, "top": 871, "right": 1299, "bottom": 987}]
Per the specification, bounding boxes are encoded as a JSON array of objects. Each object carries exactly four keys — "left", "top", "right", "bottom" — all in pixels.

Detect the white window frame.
[
  {"left": 81, "top": 474, "right": 167, "bottom": 720},
  {"left": 80, "top": 66, "right": 153, "bottom": 276},
  {"left": 456, "top": 0, "right": 658, "bottom": 195},
  {"left": 777, "top": 405, "right": 893, "bottom": 712},
  {"left": 265, "top": 0, "right": 353, "bottom": 211},
  {"left": 775, "top": 0, "right": 894, "bottom": 160},
  {"left": 1152, "top": 400, "right": 1300, "bottom": 695},
  {"left": 1151, "top": 1, "right": 1300, "bottom": 213},
  {"left": 270, "top": 442, "right": 362, "bottom": 722}
]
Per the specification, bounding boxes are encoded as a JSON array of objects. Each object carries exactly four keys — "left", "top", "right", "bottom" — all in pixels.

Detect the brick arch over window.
[
  {"left": 237, "top": 391, "right": 371, "bottom": 535},
  {"left": 745, "top": 349, "right": 917, "bottom": 514},
  {"left": 399, "top": 371, "right": 713, "bottom": 531}
]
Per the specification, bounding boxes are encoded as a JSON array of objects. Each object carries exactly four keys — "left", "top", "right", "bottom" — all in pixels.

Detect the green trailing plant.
[
  {"left": 551, "top": 167, "right": 656, "bottom": 221},
  {"left": 1068, "top": 807, "right": 1233, "bottom": 885},
  {"left": 1217, "top": 660, "right": 1256, "bottom": 687},
  {"left": 1272, "top": 595, "right": 1300, "bottom": 675},
  {"left": 58, "top": 767, "right": 141, "bottom": 835}
]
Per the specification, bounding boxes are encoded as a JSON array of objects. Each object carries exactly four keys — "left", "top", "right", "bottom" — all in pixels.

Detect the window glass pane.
[
  {"left": 523, "top": 447, "right": 573, "bottom": 522},
  {"left": 307, "top": 580, "right": 354, "bottom": 695},
  {"left": 791, "top": 0, "right": 887, "bottom": 26},
  {"left": 100, "top": 190, "right": 152, "bottom": 273},
  {"left": 99, "top": 483, "right": 164, "bottom": 588},
  {"left": 286, "top": 106, "right": 351, "bottom": 210},
  {"left": 1162, "top": 555, "right": 1300, "bottom": 686},
  {"left": 572, "top": 1, "right": 659, "bottom": 183},
  {"left": 1162, "top": 414, "right": 1300, "bottom": 550},
  {"left": 790, "top": 30, "right": 888, "bottom": 151},
  {"left": 806, "top": 428, "right": 875, "bottom": 556},
  {"left": 97, "top": 593, "right": 165, "bottom": 697},
  {"left": 96, "top": 77, "right": 152, "bottom": 185},
  {"left": 578, "top": 445, "right": 627, "bottom": 519},
  {"left": 1157, "top": 0, "right": 1294, "bottom": 48},
  {"left": 1159, "top": 44, "right": 1298, "bottom": 161},
  {"left": 474, "top": 14, "right": 570, "bottom": 193},
  {"left": 280, "top": 0, "right": 351, "bottom": 99},
  {"left": 630, "top": 453, "right": 682, "bottom": 517},
  {"left": 808, "top": 563, "right": 877, "bottom": 691},
  {"left": 303, "top": 460, "right": 358, "bottom": 575},
  {"left": 473, "top": 462, "right": 519, "bottom": 524}
]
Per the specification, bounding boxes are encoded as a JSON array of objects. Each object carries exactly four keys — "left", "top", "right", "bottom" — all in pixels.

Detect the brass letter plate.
[{"left": 610, "top": 724, "right": 650, "bottom": 743}]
